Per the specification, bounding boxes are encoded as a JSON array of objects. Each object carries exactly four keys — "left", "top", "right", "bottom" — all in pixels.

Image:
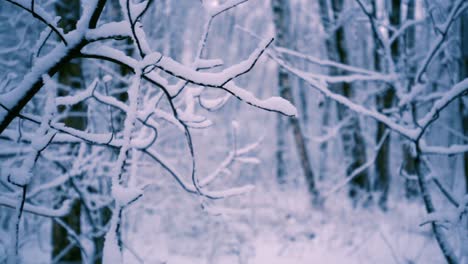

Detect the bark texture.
[
  {"left": 271, "top": 0, "right": 318, "bottom": 199},
  {"left": 326, "top": 0, "right": 370, "bottom": 201}
]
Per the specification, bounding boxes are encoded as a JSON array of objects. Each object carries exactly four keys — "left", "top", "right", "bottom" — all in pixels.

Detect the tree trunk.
[
  {"left": 318, "top": 99, "right": 330, "bottom": 181},
  {"left": 460, "top": 7, "right": 468, "bottom": 193},
  {"left": 317, "top": 0, "right": 334, "bottom": 182},
  {"left": 271, "top": 0, "right": 318, "bottom": 200},
  {"left": 414, "top": 149, "right": 459, "bottom": 264},
  {"left": 374, "top": 90, "right": 393, "bottom": 209},
  {"left": 52, "top": 202, "right": 82, "bottom": 263},
  {"left": 330, "top": 0, "right": 370, "bottom": 202},
  {"left": 373, "top": 0, "right": 399, "bottom": 209},
  {"left": 276, "top": 115, "right": 287, "bottom": 184},
  {"left": 402, "top": 0, "right": 420, "bottom": 199},
  {"left": 52, "top": 1, "right": 84, "bottom": 262}
]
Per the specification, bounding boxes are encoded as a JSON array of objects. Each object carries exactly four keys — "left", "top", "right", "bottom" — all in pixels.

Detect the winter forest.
[{"left": 0, "top": 0, "right": 467, "bottom": 263}]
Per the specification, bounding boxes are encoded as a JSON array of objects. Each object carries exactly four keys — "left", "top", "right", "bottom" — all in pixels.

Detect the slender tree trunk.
[
  {"left": 403, "top": 0, "right": 420, "bottom": 199},
  {"left": 53, "top": 203, "right": 82, "bottom": 263},
  {"left": 318, "top": 99, "right": 330, "bottom": 181},
  {"left": 330, "top": 0, "right": 370, "bottom": 202},
  {"left": 373, "top": 0, "right": 399, "bottom": 209},
  {"left": 460, "top": 8, "right": 468, "bottom": 193},
  {"left": 52, "top": 1, "right": 84, "bottom": 262},
  {"left": 462, "top": 111, "right": 468, "bottom": 195},
  {"left": 414, "top": 148, "right": 459, "bottom": 264},
  {"left": 374, "top": 91, "right": 393, "bottom": 209},
  {"left": 272, "top": 0, "right": 289, "bottom": 185},
  {"left": 412, "top": 3, "right": 460, "bottom": 263},
  {"left": 318, "top": 0, "right": 370, "bottom": 202},
  {"left": 271, "top": 0, "right": 318, "bottom": 200},
  {"left": 317, "top": 0, "right": 334, "bottom": 182},
  {"left": 276, "top": 115, "right": 287, "bottom": 184}
]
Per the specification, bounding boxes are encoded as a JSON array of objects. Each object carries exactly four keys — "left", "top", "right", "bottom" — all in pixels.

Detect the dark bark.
[
  {"left": 317, "top": 0, "right": 333, "bottom": 181},
  {"left": 462, "top": 106, "right": 468, "bottom": 194},
  {"left": 276, "top": 115, "right": 286, "bottom": 184},
  {"left": 318, "top": 99, "right": 330, "bottom": 181},
  {"left": 331, "top": 0, "right": 370, "bottom": 201},
  {"left": 373, "top": 0, "right": 399, "bottom": 209},
  {"left": 414, "top": 149, "right": 459, "bottom": 264},
  {"left": 318, "top": 0, "right": 370, "bottom": 197},
  {"left": 402, "top": 0, "right": 420, "bottom": 199},
  {"left": 374, "top": 88, "right": 393, "bottom": 209},
  {"left": 271, "top": 0, "right": 318, "bottom": 199},
  {"left": 0, "top": 0, "right": 107, "bottom": 134},
  {"left": 389, "top": 0, "right": 401, "bottom": 60},
  {"left": 0, "top": 43, "right": 85, "bottom": 134},
  {"left": 52, "top": 1, "right": 84, "bottom": 262},
  {"left": 403, "top": 142, "right": 419, "bottom": 198},
  {"left": 460, "top": 8, "right": 468, "bottom": 193},
  {"left": 52, "top": 201, "right": 82, "bottom": 263}
]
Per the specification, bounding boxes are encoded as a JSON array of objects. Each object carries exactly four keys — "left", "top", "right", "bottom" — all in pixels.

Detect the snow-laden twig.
[
  {"left": 414, "top": 0, "right": 467, "bottom": 83},
  {"left": 0, "top": 196, "right": 73, "bottom": 217},
  {"left": 199, "top": 122, "right": 261, "bottom": 187},
  {"left": 0, "top": 2, "right": 302, "bottom": 261},
  {"left": 143, "top": 147, "right": 255, "bottom": 200},
  {"left": 309, "top": 116, "right": 351, "bottom": 143},
  {"left": 103, "top": 69, "right": 143, "bottom": 264},
  {"left": 323, "top": 129, "right": 390, "bottom": 198},
  {"left": 274, "top": 46, "right": 393, "bottom": 78},
  {"left": 82, "top": 42, "right": 297, "bottom": 116},
  {"left": 389, "top": 18, "right": 425, "bottom": 45},
  {"left": 172, "top": 0, "right": 246, "bottom": 97},
  {"left": 6, "top": 74, "right": 58, "bottom": 263},
  {"left": 432, "top": 178, "right": 460, "bottom": 208},
  {"left": 53, "top": 218, "right": 89, "bottom": 262},
  {"left": 273, "top": 55, "right": 418, "bottom": 139},
  {"left": 354, "top": 0, "right": 397, "bottom": 75},
  {"left": 205, "top": 0, "right": 249, "bottom": 17},
  {"left": 0, "top": 0, "right": 108, "bottom": 135},
  {"left": 420, "top": 140, "right": 468, "bottom": 155},
  {"left": 85, "top": 21, "right": 131, "bottom": 42},
  {"left": 4, "top": 0, "right": 67, "bottom": 44},
  {"left": 416, "top": 78, "right": 468, "bottom": 139}
]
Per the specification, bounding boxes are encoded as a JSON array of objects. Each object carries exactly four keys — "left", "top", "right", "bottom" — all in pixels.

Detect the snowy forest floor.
[
  {"left": 14, "top": 171, "right": 451, "bottom": 264},
  {"left": 118, "top": 189, "right": 444, "bottom": 264},
  {"left": 18, "top": 189, "right": 446, "bottom": 264}
]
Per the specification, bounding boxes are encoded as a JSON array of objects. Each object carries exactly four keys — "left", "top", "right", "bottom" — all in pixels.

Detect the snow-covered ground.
[{"left": 116, "top": 188, "right": 445, "bottom": 264}]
